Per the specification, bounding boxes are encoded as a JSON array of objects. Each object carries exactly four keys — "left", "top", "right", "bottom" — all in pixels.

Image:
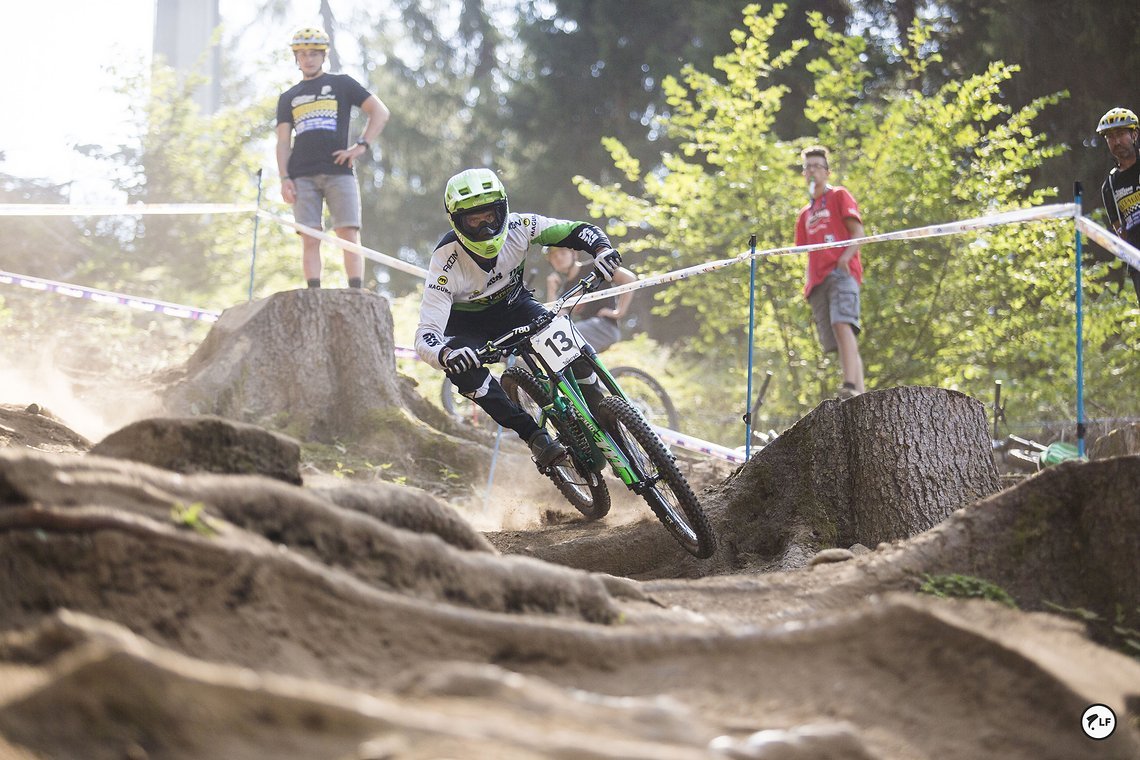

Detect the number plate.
[{"left": 530, "top": 314, "right": 583, "bottom": 372}]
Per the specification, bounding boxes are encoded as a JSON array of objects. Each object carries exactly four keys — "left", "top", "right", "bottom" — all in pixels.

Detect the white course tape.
[
  {"left": 257, "top": 210, "right": 430, "bottom": 279},
  {"left": 0, "top": 269, "right": 220, "bottom": 322},
  {"left": 0, "top": 203, "right": 256, "bottom": 216},
  {"left": 565, "top": 202, "right": 1079, "bottom": 306},
  {"left": 1076, "top": 216, "right": 1140, "bottom": 270},
  {"left": 654, "top": 426, "right": 750, "bottom": 464}
]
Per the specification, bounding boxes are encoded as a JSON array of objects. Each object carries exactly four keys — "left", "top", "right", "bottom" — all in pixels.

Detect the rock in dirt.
[{"left": 89, "top": 415, "right": 302, "bottom": 484}]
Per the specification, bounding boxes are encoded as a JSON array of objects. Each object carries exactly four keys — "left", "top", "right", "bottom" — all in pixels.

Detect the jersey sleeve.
[
  {"left": 530, "top": 215, "right": 612, "bottom": 253},
  {"left": 794, "top": 207, "right": 808, "bottom": 246},
  {"left": 835, "top": 187, "right": 862, "bottom": 223},
  {"left": 344, "top": 75, "right": 372, "bottom": 108},
  {"left": 414, "top": 256, "right": 455, "bottom": 370},
  {"left": 275, "top": 91, "right": 293, "bottom": 126}
]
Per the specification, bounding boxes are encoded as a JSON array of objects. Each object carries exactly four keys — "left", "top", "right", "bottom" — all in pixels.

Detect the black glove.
[
  {"left": 593, "top": 247, "right": 622, "bottom": 281},
  {"left": 441, "top": 346, "right": 479, "bottom": 374}
]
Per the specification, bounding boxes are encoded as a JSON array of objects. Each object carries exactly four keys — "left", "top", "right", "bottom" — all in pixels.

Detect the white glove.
[
  {"left": 592, "top": 247, "right": 622, "bottom": 281},
  {"left": 441, "top": 346, "right": 479, "bottom": 374}
]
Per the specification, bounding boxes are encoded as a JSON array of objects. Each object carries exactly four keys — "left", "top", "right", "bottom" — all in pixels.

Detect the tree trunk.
[
  {"left": 164, "top": 289, "right": 403, "bottom": 441},
  {"left": 717, "top": 386, "right": 1001, "bottom": 561}
]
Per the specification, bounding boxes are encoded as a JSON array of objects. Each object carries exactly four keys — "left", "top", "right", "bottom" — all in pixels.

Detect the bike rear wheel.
[
  {"left": 501, "top": 367, "right": 611, "bottom": 520},
  {"left": 609, "top": 366, "right": 680, "bottom": 431},
  {"left": 599, "top": 395, "right": 715, "bottom": 558}
]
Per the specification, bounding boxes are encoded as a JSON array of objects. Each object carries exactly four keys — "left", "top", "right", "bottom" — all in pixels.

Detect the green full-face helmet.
[{"left": 444, "top": 168, "right": 509, "bottom": 259}]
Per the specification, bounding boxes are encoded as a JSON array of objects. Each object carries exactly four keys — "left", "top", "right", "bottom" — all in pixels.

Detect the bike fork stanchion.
[
  {"left": 247, "top": 169, "right": 263, "bottom": 303},
  {"left": 1073, "top": 182, "right": 1087, "bottom": 457},
  {"left": 743, "top": 234, "right": 758, "bottom": 459}
]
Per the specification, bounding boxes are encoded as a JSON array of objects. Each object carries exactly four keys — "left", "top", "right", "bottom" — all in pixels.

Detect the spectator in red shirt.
[{"left": 794, "top": 146, "right": 865, "bottom": 399}]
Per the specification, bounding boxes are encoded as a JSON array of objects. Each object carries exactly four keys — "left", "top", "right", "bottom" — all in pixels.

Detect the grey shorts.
[
  {"left": 573, "top": 317, "right": 621, "bottom": 353},
  {"left": 807, "top": 269, "right": 861, "bottom": 353},
  {"left": 292, "top": 174, "right": 362, "bottom": 231}
]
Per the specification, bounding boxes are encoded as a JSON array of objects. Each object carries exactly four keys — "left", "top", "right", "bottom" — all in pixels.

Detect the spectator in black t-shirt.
[
  {"left": 1096, "top": 106, "right": 1140, "bottom": 304},
  {"left": 275, "top": 27, "right": 390, "bottom": 289}
]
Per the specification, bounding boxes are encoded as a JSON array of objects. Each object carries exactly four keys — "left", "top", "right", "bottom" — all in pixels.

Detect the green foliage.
[
  {"left": 76, "top": 59, "right": 299, "bottom": 306},
  {"left": 1044, "top": 601, "right": 1140, "bottom": 660},
  {"left": 170, "top": 501, "right": 219, "bottom": 537},
  {"left": 918, "top": 573, "right": 1018, "bottom": 608},
  {"left": 578, "top": 5, "right": 1139, "bottom": 424}
]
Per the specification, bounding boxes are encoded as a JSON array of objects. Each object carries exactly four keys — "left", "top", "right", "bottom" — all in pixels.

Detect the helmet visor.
[{"left": 452, "top": 200, "right": 507, "bottom": 242}]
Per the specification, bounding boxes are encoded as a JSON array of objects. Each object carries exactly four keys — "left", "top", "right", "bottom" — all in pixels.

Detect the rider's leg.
[
  {"left": 569, "top": 354, "right": 607, "bottom": 415},
  {"left": 448, "top": 362, "right": 538, "bottom": 439}
]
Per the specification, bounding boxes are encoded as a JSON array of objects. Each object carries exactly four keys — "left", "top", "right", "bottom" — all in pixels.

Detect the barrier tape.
[
  {"left": 0, "top": 203, "right": 256, "bottom": 217},
  {"left": 0, "top": 270, "right": 221, "bottom": 322},
  {"left": 565, "top": 202, "right": 1079, "bottom": 306},
  {"left": 1075, "top": 217, "right": 1140, "bottom": 270},
  {"left": 257, "top": 210, "right": 430, "bottom": 279},
  {"left": 654, "top": 426, "right": 750, "bottom": 463},
  {"left": 0, "top": 202, "right": 429, "bottom": 279}
]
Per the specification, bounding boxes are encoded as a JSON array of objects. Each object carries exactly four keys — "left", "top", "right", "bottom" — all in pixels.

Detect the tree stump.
[
  {"left": 160, "top": 289, "right": 489, "bottom": 487},
  {"left": 164, "top": 289, "right": 403, "bottom": 441},
  {"left": 1090, "top": 422, "right": 1140, "bottom": 459},
  {"left": 716, "top": 386, "right": 1001, "bottom": 565}
]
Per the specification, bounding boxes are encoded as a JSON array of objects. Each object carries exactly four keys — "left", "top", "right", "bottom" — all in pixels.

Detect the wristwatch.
[{"left": 355, "top": 139, "right": 370, "bottom": 150}]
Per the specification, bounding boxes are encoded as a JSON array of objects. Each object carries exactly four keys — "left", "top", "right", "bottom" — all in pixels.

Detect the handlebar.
[{"left": 473, "top": 272, "right": 604, "bottom": 363}]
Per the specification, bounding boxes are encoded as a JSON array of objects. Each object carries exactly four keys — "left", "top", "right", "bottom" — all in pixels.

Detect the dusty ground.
[{"left": 0, "top": 391, "right": 1138, "bottom": 760}]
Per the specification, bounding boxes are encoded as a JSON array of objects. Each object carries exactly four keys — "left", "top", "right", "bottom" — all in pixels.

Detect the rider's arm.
[
  {"left": 537, "top": 221, "right": 613, "bottom": 255},
  {"left": 414, "top": 254, "right": 457, "bottom": 371}
]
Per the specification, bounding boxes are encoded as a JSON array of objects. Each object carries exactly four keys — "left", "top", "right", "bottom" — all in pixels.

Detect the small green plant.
[
  {"left": 917, "top": 574, "right": 1018, "bottom": 608},
  {"left": 1044, "top": 602, "right": 1140, "bottom": 660},
  {"left": 170, "top": 501, "right": 219, "bottom": 537}
]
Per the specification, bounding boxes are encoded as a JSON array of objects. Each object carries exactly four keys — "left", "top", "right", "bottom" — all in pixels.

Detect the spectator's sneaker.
[
  {"left": 527, "top": 429, "right": 568, "bottom": 469},
  {"left": 837, "top": 384, "right": 862, "bottom": 400}
]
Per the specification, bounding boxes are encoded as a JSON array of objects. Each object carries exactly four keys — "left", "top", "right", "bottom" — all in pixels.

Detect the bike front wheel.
[
  {"left": 599, "top": 395, "right": 715, "bottom": 558},
  {"left": 501, "top": 367, "right": 611, "bottom": 520}
]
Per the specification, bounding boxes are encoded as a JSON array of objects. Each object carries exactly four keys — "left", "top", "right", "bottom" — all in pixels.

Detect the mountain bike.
[
  {"left": 475, "top": 272, "right": 716, "bottom": 559},
  {"left": 990, "top": 380, "right": 1082, "bottom": 473},
  {"left": 440, "top": 364, "right": 681, "bottom": 432}
]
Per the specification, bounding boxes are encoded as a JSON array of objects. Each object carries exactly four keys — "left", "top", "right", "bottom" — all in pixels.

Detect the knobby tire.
[
  {"left": 501, "top": 367, "right": 611, "bottom": 520},
  {"left": 599, "top": 395, "right": 716, "bottom": 558}
]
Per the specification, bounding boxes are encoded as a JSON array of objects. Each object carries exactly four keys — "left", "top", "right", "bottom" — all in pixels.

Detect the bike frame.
[
  {"left": 519, "top": 349, "right": 641, "bottom": 487},
  {"left": 479, "top": 273, "right": 651, "bottom": 490}
]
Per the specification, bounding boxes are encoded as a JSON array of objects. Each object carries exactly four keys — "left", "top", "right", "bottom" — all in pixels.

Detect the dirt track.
[{"left": 1, "top": 401, "right": 1138, "bottom": 759}]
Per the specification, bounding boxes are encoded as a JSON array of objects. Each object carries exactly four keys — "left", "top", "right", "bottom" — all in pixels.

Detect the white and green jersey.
[{"left": 415, "top": 212, "right": 608, "bottom": 369}]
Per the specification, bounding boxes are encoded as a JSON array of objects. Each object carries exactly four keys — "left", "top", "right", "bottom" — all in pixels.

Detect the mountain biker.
[
  {"left": 545, "top": 246, "right": 637, "bottom": 353},
  {"left": 414, "top": 168, "right": 624, "bottom": 470},
  {"left": 1096, "top": 106, "right": 1140, "bottom": 304}
]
